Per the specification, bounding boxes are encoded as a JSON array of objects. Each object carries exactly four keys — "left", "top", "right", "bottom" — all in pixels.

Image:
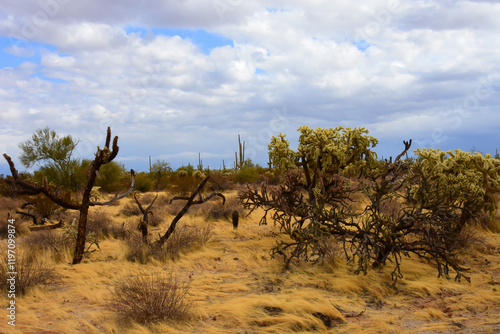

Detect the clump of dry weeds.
[
  {"left": 124, "top": 222, "right": 214, "bottom": 263},
  {"left": 110, "top": 270, "right": 192, "bottom": 324},
  {"left": 0, "top": 249, "right": 62, "bottom": 295}
]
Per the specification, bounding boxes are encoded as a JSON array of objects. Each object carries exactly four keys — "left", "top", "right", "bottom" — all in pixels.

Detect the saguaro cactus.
[{"left": 234, "top": 134, "right": 245, "bottom": 170}]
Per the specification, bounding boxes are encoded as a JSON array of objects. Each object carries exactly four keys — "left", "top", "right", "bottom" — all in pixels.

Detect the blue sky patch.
[
  {"left": 0, "top": 37, "right": 40, "bottom": 67},
  {"left": 352, "top": 40, "right": 370, "bottom": 52},
  {"left": 32, "top": 73, "right": 67, "bottom": 83},
  {"left": 0, "top": 37, "right": 63, "bottom": 68}
]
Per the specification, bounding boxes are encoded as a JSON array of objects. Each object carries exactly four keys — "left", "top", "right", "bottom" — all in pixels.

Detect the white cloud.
[
  {"left": 3, "top": 44, "right": 35, "bottom": 57},
  {"left": 0, "top": 0, "right": 499, "bottom": 173},
  {"left": 41, "top": 52, "right": 75, "bottom": 67}
]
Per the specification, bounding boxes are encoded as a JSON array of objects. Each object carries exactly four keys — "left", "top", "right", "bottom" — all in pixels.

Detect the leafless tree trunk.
[
  {"left": 133, "top": 192, "right": 158, "bottom": 244},
  {"left": 3, "top": 127, "right": 135, "bottom": 264},
  {"left": 153, "top": 175, "right": 225, "bottom": 249}
]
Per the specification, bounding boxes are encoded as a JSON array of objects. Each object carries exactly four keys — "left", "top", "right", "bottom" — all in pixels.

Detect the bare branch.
[
  {"left": 170, "top": 192, "right": 225, "bottom": 205},
  {"left": 15, "top": 210, "right": 38, "bottom": 225},
  {"left": 3, "top": 154, "right": 80, "bottom": 210},
  {"left": 29, "top": 220, "right": 64, "bottom": 231},
  {"left": 133, "top": 192, "right": 145, "bottom": 213},
  {"left": 154, "top": 175, "right": 211, "bottom": 248},
  {"left": 144, "top": 193, "right": 159, "bottom": 211},
  {"left": 394, "top": 139, "right": 412, "bottom": 163},
  {"left": 90, "top": 170, "right": 135, "bottom": 206}
]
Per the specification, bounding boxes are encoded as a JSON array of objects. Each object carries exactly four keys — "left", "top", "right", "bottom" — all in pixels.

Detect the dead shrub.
[
  {"left": 108, "top": 221, "right": 129, "bottom": 240},
  {"left": 155, "top": 193, "right": 172, "bottom": 207},
  {"left": 450, "top": 224, "right": 481, "bottom": 252},
  {"left": 165, "top": 199, "right": 186, "bottom": 216},
  {"left": 190, "top": 196, "right": 244, "bottom": 222},
  {"left": 124, "top": 233, "right": 164, "bottom": 264},
  {"left": 22, "top": 230, "right": 73, "bottom": 254},
  {"left": 119, "top": 202, "right": 141, "bottom": 216},
  {"left": 138, "top": 192, "right": 158, "bottom": 203},
  {"left": 0, "top": 215, "right": 29, "bottom": 239},
  {"left": 0, "top": 250, "right": 62, "bottom": 295},
  {"left": 28, "top": 194, "right": 61, "bottom": 220},
  {"left": 148, "top": 211, "right": 164, "bottom": 227},
  {"left": 0, "top": 196, "right": 22, "bottom": 212},
  {"left": 110, "top": 270, "right": 192, "bottom": 324},
  {"left": 165, "top": 223, "right": 213, "bottom": 260},
  {"left": 86, "top": 211, "right": 112, "bottom": 238},
  {"left": 0, "top": 177, "right": 15, "bottom": 197},
  {"left": 125, "top": 222, "right": 213, "bottom": 263},
  {"left": 0, "top": 198, "right": 30, "bottom": 238}
]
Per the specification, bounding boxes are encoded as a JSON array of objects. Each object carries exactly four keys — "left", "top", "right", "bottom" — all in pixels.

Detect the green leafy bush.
[
  {"left": 95, "top": 161, "right": 125, "bottom": 193},
  {"left": 133, "top": 172, "right": 154, "bottom": 192},
  {"left": 232, "top": 166, "right": 260, "bottom": 184}
]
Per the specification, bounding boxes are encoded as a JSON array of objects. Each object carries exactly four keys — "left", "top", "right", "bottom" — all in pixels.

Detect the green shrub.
[
  {"left": 232, "top": 167, "right": 260, "bottom": 184},
  {"left": 133, "top": 172, "right": 154, "bottom": 192},
  {"left": 167, "top": 174, "right": 200, "bottom": 196},
  {"left": 95, "top": 161, "right": 125, "bottom": 193}
]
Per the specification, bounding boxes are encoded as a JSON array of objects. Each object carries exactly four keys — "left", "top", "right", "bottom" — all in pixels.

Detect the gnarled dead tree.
[
  {"left": 153, "top": 175, "right": 225, "bottom": 249},
  {"left": 3, "top": 127, "right": 135, "bottom": 264},
  {"left": 133, "top": 192, "right": 158, "bottom": 244}
]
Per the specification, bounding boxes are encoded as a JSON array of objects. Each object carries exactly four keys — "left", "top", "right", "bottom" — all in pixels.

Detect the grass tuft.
[
  {"left": 110, "top": 270, "right": 192, "bottom": 324},
  {"left": 0, "top": 249, "right": 62, "bottom": 295}
]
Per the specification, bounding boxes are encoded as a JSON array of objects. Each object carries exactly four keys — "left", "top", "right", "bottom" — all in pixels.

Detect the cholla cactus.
[
  {"left": 268, "top": 126, "right": 378, "bottom": 205},
  {"left": 91, "top": 186, "right": 101, "bottom": 201},
  {"left": 242, "top": 126, "right": 496, "bottom": 282},
  {"left": 193, "top": 170, "right": 206, "bottom": 179},
  {"left": 412, "top": 148, "right": 500, "bottom": 229}
]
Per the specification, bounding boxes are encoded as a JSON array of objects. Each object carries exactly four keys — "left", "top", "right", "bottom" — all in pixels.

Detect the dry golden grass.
[{"left": 0, "top": 191, "right": 499, "bottom": 333}]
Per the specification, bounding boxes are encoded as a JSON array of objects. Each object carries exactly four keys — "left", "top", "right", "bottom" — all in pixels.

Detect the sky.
[{"left": 0, "top": 0, "right": 499, "bottom": 175}]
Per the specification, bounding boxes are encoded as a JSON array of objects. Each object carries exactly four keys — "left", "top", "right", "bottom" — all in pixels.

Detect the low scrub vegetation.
[
  {"left": 110, "top": 270, "right": 192, "bottom": 324},
  {"left": 125, "top": 222, "right": 214, "bottom": 263},
  {"left": 1, "top": 125, "right": 499, "bottom": 333},
  {"left": 240, "top": 126, "right": 500, "bottom": 282},
  {"left": 0, "top": 249, "right": 62, "bottom": 295}
]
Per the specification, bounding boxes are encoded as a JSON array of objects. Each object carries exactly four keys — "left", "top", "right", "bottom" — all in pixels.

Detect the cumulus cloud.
[{"left": 0, "top": 0, "right": 499, "bottom": 173}]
